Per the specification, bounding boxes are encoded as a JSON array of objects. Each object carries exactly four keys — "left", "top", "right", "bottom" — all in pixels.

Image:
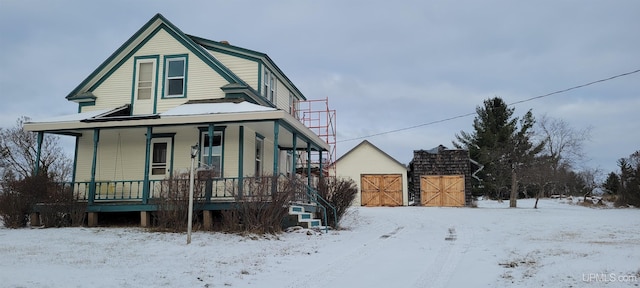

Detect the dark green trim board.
[
  {"left": 307, "top": 142, "right": 312, "bottom": 187},
  {"left": 238, "top": 126, "right": 244, "bottom": 197},
  {"left": 66, "top": 14, "right": 243, "bottom": 101},
  {"left": 78, "top": 101, "right": 96, "bottom": 113},
  {"left": 130, "top": 55, "right": 160, "bottom": 115},
  {"left": 189, "top": 34, "right": 307, "bottom": 101},
  {"left": 89, "top": 129, "right": 100, "bottom": 205},
  {"left": 150, "top": 133, "right": 176, "bottom": 138},
  {"left": 142, "top": 127, "right": 152, "bottom": 204},
  {"left": 34, "top": 132, "right": 44, "bottom": 175},
  {"left": 273, "top": 121, "right": 279, "bottom": 176},
  {"left": 72, "top": 136, "right": 79, "bottom": 184},
  {"left": 161, "top": 54, "right": 189, "bottom": 100},
  {"left": 292, "top": 132, "right": 297, "bottom": 176},
  {"left": 272, "top": 121, "right": 279, "bottom": 193}
]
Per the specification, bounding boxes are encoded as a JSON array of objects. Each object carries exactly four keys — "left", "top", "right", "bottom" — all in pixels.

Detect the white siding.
[
  {"left": 88, "top": 28, "right": 229, "bottom": 114},
  {"left": 75, "top": 129, "right": 147, "bottom": 182},
  {"left": 335, "top": 142, "right": 409, "bottom": 206},
  {"left": 209, "top": 51, "right": 259, "bottom": 90}
]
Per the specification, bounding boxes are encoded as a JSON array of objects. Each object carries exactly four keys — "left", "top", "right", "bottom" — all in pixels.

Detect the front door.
[{"left": 149, "top": 138, "right": 172, "bottom": 180}]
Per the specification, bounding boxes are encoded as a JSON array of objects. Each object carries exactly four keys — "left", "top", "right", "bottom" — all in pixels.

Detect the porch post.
[
  {"left": 89, "top": 129, "right": 100, "bottom": 205},
  {"left": 319, "top": 147, "right": 324, "bottom": 181},
  {"left": 272, "top": 121, "right": 279, "bottom": 194},
  {"left": 292, "top": 133, "right": 297, "bottom": 176},
  {"left": 33, "top": 131, "right": 44, "bottom": 176},
  {"left": 142, "top": 127, "right": 152, "bottom": 204},
  {"left": 307, "top": 142, "right": 312, "bottom": 188},
  {"left": 238, "top": 125, "right": 244, "bottom": 198}
]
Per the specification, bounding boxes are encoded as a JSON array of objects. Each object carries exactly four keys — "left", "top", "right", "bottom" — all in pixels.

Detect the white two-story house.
[{"left": 23, "top": 13, "right": 331, "bottom": 227}]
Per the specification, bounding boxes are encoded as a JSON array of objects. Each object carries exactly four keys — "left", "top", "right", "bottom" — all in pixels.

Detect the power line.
[{"left": 339, "top": 69, "right": 640, "bottom": 143}]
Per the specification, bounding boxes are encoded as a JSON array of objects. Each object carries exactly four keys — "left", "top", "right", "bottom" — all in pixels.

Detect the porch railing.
[{"left": 55, "top": 175, "right": 338, "bottom": 228}]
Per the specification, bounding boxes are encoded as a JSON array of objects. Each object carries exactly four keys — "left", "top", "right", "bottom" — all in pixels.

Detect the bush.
[
  {"left": 153, "top": 173, "right": 203, "bottom": 232},
  {"left": 220, "top": 176, "right": 295, "bottom": 234},
  {"left": 316, "top": 177, "right": 358, "bottom": 228},
  {"left": 0, "top": 173, "right": 82, "bottom": 228}
]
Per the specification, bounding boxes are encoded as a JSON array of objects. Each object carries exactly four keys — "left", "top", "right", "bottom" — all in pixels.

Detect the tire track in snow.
[
  {"left": 285, "top": 225, "right": 405, "bottom": 288},
  {"left": 413, "top": 226, "right": 473, "bottom": 288}
]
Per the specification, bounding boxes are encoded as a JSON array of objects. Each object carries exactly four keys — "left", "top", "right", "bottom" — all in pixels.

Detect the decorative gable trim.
[
  {"left": 65, "top": 13, "right": 243, "bottom": 101},
  {"left": 190, "top": 35, "right": 307, "bottom": 101}
]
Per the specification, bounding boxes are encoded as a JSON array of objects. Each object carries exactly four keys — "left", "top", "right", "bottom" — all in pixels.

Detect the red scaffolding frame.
[{"left": 295, "top": 98, "right": 337, "bottom": 177}]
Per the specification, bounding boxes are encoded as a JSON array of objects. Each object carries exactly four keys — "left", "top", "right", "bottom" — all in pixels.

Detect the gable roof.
[
  {"left": 189, "top": 35, "right": 306, "bottom": 101},
  {"left": 334, "top": 140, "right": 407, "bottom": 170},
  {"left": 65, "top": 13, "right": 247, "bottom": 102}
]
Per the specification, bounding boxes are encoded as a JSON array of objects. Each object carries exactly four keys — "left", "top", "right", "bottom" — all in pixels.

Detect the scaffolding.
[{"left": 296, "top": 97, "right": 337, "bottom": 177}]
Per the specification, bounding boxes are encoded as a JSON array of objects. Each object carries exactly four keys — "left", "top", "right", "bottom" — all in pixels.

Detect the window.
[
  {"left": 285, "top": 151, "right": 293, "bottom": 176},
  {"left": 151, "top": 142, "right": 168, "bottom": 175},
  {"left": 269, "top": 74, "right": 276, "bottom": 103},
  {"left": 263, "top": 70, "right": 269, "bottom": 99},
  {"left": 262, "top": 69, "right": 276, "bottom": 103},
  {"left": 255, "top": 136, "right": 264, "bottom": 176},
  {"left": 201, "top": 131, "right": 223, "bottom": 176},
  {"left": 165, "top": 56, "right": 186, "bottom": 97},
  {"left": 137, "top": 62, "right": 153, "bottom": 99}
]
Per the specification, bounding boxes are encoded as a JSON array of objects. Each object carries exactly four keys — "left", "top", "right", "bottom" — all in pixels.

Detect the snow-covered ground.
[{"left": 1, "top": 198, "right": 639, "bottom": 288}]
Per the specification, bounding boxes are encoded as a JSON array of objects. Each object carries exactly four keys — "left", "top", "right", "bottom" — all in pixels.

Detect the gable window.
[
  {"left": 289, "top": 92, "right": 299, "bottom": 116},
  {"left": 262, "top": 69, "right": 276, "bottom": 103},
  {"left": 255, "top": 135, "right": 264, "bottom": 176},
  {"left": 164, "top": 55, "right": 187, "bottom": 98},
  {"left": 137, "top": 62, "right": 153, "bottom": 99},
  {"left": 134, "top": 57, "right": 157, "bottom": 100},
  {"left": 201, "top": 130, "right": 223, "bottom": 177}
]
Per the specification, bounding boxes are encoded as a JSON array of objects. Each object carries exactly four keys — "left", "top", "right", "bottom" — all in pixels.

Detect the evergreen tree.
[
  {"left": 602, "top": 172, "right": 620, "bottom": 195},
  {"left": 454, "top": 97, "right": 543, "bottom": 206}
]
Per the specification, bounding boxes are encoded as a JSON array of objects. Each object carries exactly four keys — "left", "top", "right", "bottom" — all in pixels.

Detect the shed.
[
  {"left": 409, "top": 145, "right": 473, "bottom": 207},
  {"left": 334, "top": 140, "right": 409, "bottom": 206}
]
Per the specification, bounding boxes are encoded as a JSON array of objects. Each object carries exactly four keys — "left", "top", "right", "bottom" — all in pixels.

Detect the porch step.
[{"left": 288, "top": 205, "right": 322, "bottom": 229}]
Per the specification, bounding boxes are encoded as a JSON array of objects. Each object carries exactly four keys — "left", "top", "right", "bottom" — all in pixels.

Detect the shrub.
[
  {"left": 220, "top": 175, "right": 295, "bottom": 234},
  {"left": 0, "top": 173, "right": 81, "bottom": 228},
  {"left": 152, "top": 173, "right": 203, "bottom": 232},
  {"left": 316, "top": 177, "right": 358, "bottom": 228}
]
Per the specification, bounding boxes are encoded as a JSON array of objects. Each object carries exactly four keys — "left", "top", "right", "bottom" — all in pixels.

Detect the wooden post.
[
  {"left": 202, "top": 210, "right": 213, "bottom": 231},
  {"left": 140, "top": 211, "right": 151, "bottom": 227},
  {"left": 87, "top": 212, "right": 98, "bottom": 227}
]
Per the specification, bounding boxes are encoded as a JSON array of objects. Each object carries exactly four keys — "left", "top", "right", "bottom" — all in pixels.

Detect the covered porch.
[{"left": 24, "top": 101, "right": 333, "bottom": 227}]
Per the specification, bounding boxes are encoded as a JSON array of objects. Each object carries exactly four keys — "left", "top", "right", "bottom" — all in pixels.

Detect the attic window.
[{"left": 164, "top": 55, "right": 187, "bottom": 98}]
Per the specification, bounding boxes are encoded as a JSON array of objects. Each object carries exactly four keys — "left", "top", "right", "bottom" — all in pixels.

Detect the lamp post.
[{"left": 187, "top": 144, "right": 199, "bottom": 244}]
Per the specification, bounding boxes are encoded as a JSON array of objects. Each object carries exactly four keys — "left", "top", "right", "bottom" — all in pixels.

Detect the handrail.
[{"left": 282, "top": 174, "right": 338, "bottom": 231}]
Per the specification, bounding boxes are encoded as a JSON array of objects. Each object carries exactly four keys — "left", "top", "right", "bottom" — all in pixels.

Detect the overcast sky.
[{"left": 1, "top": 0, "right": 638, "bottom": 175}]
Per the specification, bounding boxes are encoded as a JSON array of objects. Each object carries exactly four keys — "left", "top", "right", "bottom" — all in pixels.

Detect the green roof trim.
[
  {"left": 189, "top": 35, "right": 307, "bottom": 101},
  {"left": 65, "top": 13, "right": 245, "bottom": 100}
]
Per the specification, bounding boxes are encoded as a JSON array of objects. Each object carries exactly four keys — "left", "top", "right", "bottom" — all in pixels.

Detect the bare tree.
[
  {"left": 535, "top": 114, "right": 592, "bottom": 196},
  {"left": 537, "top": 114, "right": 591, "bottom": 171},
  {"left": 0, "top": 116, "right": 72, "bottom": 181}
]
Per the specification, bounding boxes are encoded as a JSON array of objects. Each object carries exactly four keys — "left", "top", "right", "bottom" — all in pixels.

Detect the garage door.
[
  {"left": 361, "top": 174, "right": 403, "bottom": 207},
  {"left": 420, "top": 175, "right": 465, "bottom": 207}
]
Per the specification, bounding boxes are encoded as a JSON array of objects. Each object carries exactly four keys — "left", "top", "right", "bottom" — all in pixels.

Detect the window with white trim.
[
  {"left": 201, "top": 131, "right": 223, "bottom": 177},
  {"left": 151, "top": 142, "right": 168, "bottom": 175},
  {"left": 165, "top": 57, "right": 186, "bottom": 97},
  {"left": 136, "top": 60, "right": 156, "bottom": 100},
  {"left": 263, "top": 69, "right": 276, "bottom": 103},
  {"left": 255, "top": 135, "right": 264, "bottom": 176}
]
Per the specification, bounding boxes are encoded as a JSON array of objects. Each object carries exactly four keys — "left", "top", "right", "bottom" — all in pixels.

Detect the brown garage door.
[
  {"left": 361, "top": 174, "right": 403, "bottom": 207},
  {"left": 420, "top": 175, "right": 465, "bottom": 207}
]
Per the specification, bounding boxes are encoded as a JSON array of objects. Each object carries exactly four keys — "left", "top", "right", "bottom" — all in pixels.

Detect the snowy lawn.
[{"left": 1, "top": 198, "right": 639, "bottom": 288}]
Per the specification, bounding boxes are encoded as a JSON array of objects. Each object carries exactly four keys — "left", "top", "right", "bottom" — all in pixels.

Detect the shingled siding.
[{"left": 409, "top": 146, "right": 472, "bottom": 206}]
